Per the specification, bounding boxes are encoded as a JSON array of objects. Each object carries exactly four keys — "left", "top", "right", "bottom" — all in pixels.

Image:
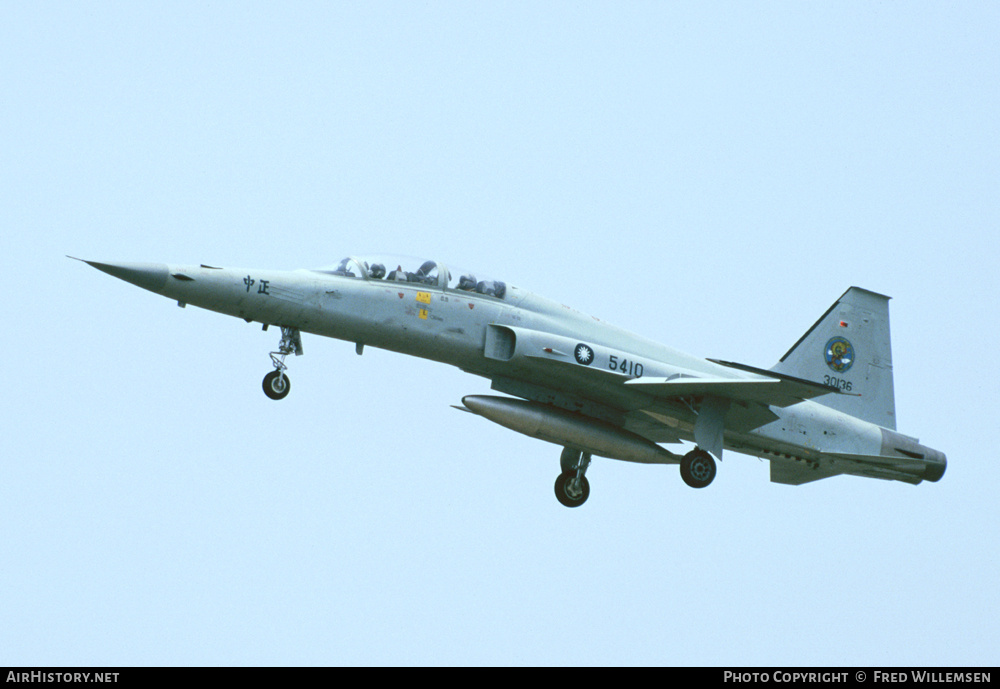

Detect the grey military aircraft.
[{"left": 75, "top": 255, "right": 946, "bottom": 507}]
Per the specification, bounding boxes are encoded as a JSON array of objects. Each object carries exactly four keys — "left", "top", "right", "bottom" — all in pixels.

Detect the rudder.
[{"left": 771, "top": 287, "right": 897, "bottom": 430}]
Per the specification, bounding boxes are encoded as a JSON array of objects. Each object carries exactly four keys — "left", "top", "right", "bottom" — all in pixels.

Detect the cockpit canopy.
[{"left": 317, "top": 256, "right": 507, "bottom": 299}]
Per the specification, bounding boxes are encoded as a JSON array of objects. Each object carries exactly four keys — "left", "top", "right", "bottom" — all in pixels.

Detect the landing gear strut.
[
  {"left": 680, "top": 448, "right": 716, "bottom": 488},
  {"left": 555, "top": 447, "right": 592, "bottom": 507},
  {"left": 262, "top": 326, "right": 302, "bottom": 401}
]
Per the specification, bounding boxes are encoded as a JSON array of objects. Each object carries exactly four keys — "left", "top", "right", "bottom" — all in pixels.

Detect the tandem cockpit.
[{"left": 316, "top": 256, "right": 508, "bottom": 299}]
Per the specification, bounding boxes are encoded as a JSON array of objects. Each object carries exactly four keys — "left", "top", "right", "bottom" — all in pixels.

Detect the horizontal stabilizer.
[{"left": 770, "top": 458, "right": 843, "bottom": 485}]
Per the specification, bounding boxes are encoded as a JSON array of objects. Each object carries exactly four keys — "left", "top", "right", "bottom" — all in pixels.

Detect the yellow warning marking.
[
  {"left": 418, "top": 309, "right": 429, "bottom": 320},
  {"left": 416, "top": 291, "right": 431, "bottom": 304}
]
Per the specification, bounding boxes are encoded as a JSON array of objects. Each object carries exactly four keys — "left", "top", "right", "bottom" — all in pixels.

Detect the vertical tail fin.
[{"left": 771, "top": 287, "right": 896, "bottom": 430}]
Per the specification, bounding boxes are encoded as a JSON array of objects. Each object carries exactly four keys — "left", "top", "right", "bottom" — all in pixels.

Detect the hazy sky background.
[{"left": 3, "top": 2, "right": 997, "bottom": 666}]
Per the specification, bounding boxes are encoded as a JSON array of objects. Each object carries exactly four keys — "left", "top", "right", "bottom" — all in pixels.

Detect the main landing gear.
[
  {"left": 553, "top": 446, "right": 717, "bottom": 506},
  {"left": 555, "top": 447, "right": 592, "bottom": 508},
  {"left": 680, "top": 448, "right": 716, "bottom": 488},
  {"left": 262, "top": 326, "right": 302, "bottom": 401}
]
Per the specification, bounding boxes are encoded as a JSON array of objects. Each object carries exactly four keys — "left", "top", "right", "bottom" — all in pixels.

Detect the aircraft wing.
[
  {"left": 624, "top": 368, "right": 841, "bottom": 408},
  {"left": 506, "top": 327, "right": 848, "bottom": 447},
  {"left": 513, "top": 334, "right": 841, "bottom": 409},
  {"left": 624, "top": 368, "right": 843, "bottom": 455}
]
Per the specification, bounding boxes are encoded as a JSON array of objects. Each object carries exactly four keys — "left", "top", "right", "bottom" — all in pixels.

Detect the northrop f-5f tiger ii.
[{"left": 76, "top": 254, "right": 946, "bottom": 507}]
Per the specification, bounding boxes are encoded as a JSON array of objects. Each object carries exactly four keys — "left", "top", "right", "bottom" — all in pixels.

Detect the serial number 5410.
[{"left": 609, "top": 355, "right": 644, "bottom": 378}]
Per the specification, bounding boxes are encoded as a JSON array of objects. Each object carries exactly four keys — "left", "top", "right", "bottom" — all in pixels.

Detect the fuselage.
[{"left": 82, "top": 256, "right": 945, "bottom": 486}]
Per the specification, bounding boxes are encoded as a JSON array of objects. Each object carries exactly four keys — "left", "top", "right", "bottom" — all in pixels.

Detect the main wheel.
[
  {"left": 680, "top": 449, "right": 716, "bottom": 488},
  {"left": 262, "top": 370, "right": 291, "bottom": 400},
  {"left": 554, "top": 470, "right": 590, "bottom": 508}
]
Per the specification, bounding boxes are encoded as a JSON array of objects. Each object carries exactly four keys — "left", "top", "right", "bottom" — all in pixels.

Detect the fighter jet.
[{"left": 74, "top": 255, "right": 946, "bottom": 507}]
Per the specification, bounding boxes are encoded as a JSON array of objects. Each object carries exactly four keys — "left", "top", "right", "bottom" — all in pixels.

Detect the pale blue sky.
[{"left": 2, "top": 2, "right": 997, "bottom": 665}]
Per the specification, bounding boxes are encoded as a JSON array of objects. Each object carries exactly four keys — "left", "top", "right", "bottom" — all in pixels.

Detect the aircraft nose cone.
[{"left": 78, "top": 259, "right": 170, "bottom": 293}]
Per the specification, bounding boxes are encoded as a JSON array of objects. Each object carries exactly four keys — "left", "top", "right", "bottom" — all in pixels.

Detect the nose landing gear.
[
  {"left": 262, "top": 326, "right": 302, "bottom": 400},
  {"left": 555, "top": 447, "right": 592, "bottom": 507}
]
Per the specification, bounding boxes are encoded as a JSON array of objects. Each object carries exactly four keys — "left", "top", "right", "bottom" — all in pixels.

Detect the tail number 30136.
[{"left": 823, "top": 375, "right": 853, "bottom": 392}]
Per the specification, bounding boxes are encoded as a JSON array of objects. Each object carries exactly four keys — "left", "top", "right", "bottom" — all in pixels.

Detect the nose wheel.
[
  {"left": 263, "top": 370, "right": 290, "bottom": 400},
  {"left": 555, "top": 448, "right": 592, "bottom": 507},
  {"left": 262, "top": 326, "right": 302, "bottom": 400}
]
